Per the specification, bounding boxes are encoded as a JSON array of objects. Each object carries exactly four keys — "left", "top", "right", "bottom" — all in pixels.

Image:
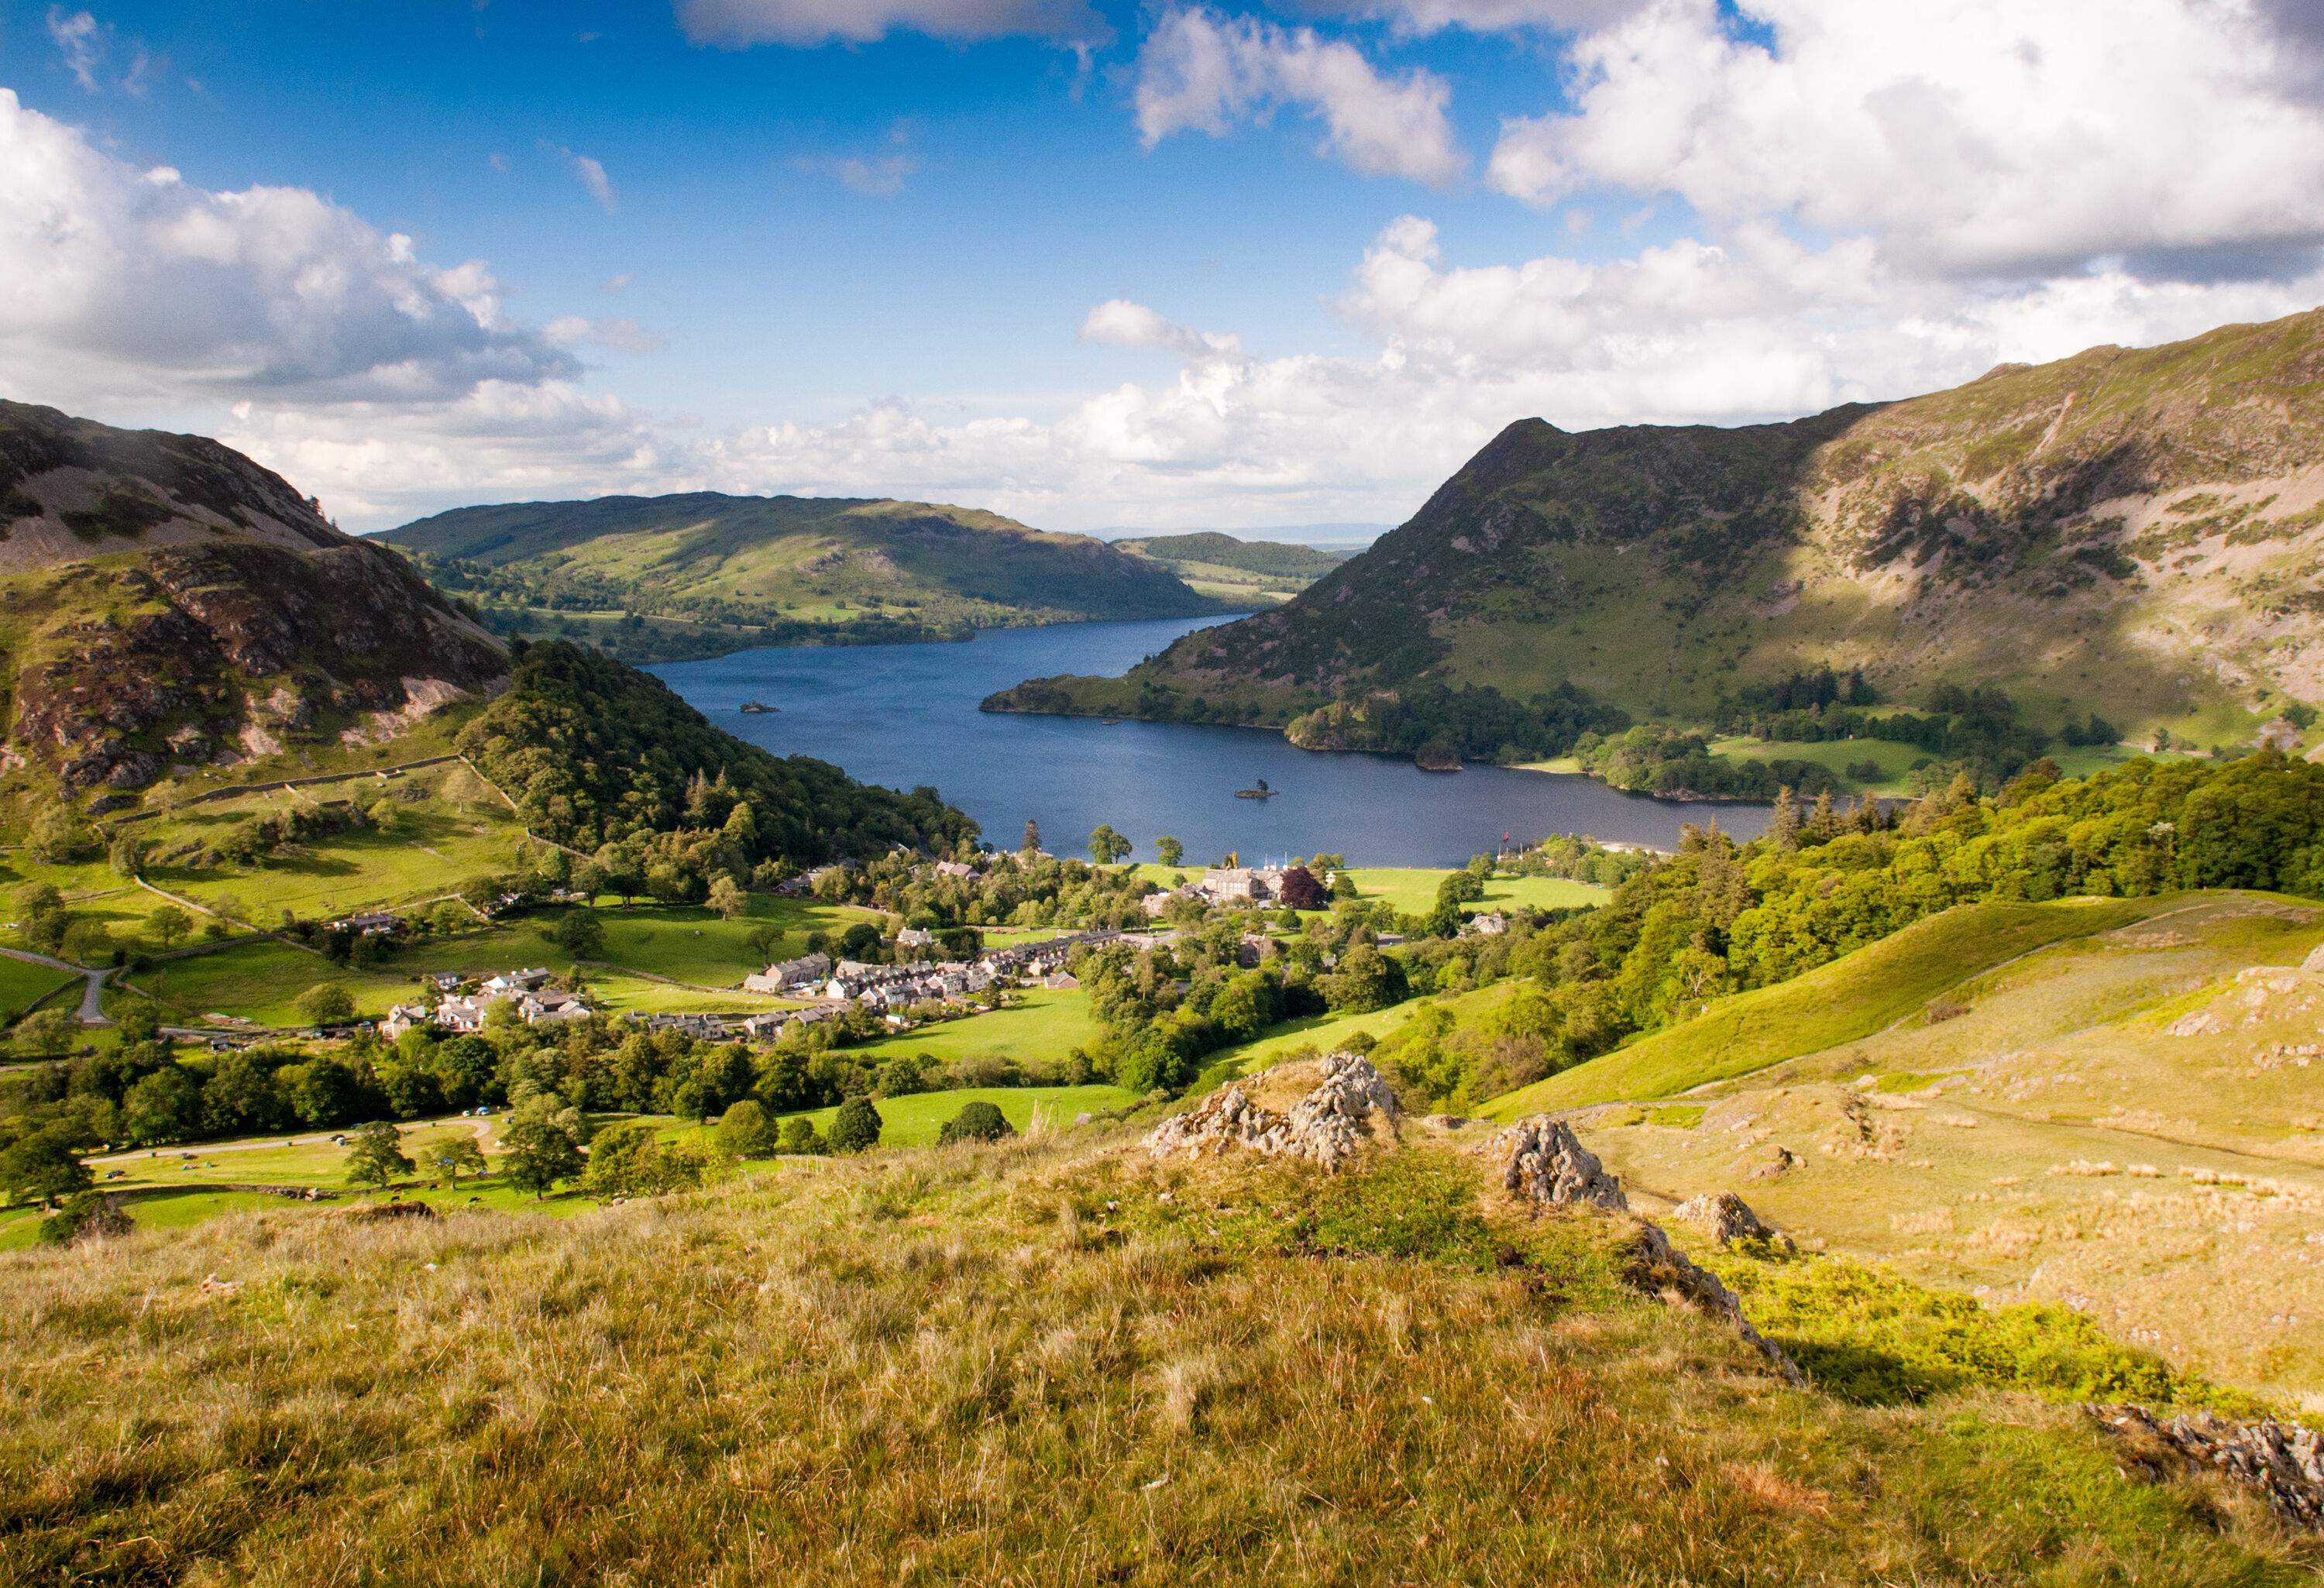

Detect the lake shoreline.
[{"left": 657, "top": 616, "right": 1775, "bottom": 864}]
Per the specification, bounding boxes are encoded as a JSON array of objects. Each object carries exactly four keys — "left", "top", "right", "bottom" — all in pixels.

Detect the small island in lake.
[
  {"left": 739, "top": 701, "right": 778, "bottom": 713},
  {"left": 1234, "top": 778, "right": 1278, "bottom": 800}
]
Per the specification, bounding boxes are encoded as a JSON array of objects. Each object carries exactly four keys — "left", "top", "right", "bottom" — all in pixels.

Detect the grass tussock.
[{"left": 0, "top": 1136, "right": 2314, "bottom": 1586}]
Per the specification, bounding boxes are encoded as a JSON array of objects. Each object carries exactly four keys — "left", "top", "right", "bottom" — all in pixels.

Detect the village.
[{"left": 328, "top": 858, "right": 1422, "bottom": 1054}]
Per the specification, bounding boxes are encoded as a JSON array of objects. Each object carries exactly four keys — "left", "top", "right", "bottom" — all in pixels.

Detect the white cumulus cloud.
[
  {"left": 1487, "top": 0, "right": 2324, "bottom": 278},
  {"left": 1134, "top": 6, "right": 1466, "bottom": 184}
]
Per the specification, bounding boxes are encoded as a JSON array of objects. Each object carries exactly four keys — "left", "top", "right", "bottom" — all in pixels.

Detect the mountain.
[
  {"left": 0, "top": 400, "right": 508, "bottom": 801},
  {"left": 380, "top": 493, "right": 1232, "bottom": 661},
  {"left": 994, "top": 311, "right": 2324, "bottom": 762},
  {"left": 0, "top": 404, "right": 975, "bottom": 861},
  {"left": 1112, "top": 531, "right": 1346, "bottom": 605}
]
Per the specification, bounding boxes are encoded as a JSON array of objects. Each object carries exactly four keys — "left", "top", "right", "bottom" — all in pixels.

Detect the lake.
[{"left": 653, "top": 616, "right": 1771, "bottom": 867}]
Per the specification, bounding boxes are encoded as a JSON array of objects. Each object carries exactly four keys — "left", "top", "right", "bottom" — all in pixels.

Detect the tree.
[
  {"left": 778, "top": 1115, "right": 826, "bottom": 1155},
  {"left": 937, "top": 1100, "right": 1013, "bottom": 1145},
  {"left": 552, "top": 908, "right": 607, "bottom": 961},
  {"left": 60, "top": 919, "right": 115, "bottom": 968},
  {"left": 715, "top": 1099, "right": 774, "bottom": 1158},
  {"left": 500, "top": 1094, "right": 587, "bottom": 1198},
  {"left": 1088, "top": 824, "right": 1132, "bottom": 865},
  {"left": 1321, "top": 943, "right": 1407, "bottom": 1013},
  {"left": 345, "top": 1120, "right": 416, "bottom": 1191},
  {"left": 827, "top": 1096, "right": 882, "bottom": 1154},
  {"left": 1768, "top": 786, "right": 1802, "bottom": 851},
  {"left": 106, "top": 830, "right": 150, "bottom": 878},
  {"left": 1275, "top": 865, "right": 1326, "bottom": 910},
  {"left": 12, "top": 1009, "right": 82, "bottom": 1060},
  {"left": 297, "top": 983, "right": 356, "bottom": 1028},
  {"left": 1154, "top": 835, "right": 1184, "bottom": 869},
  {"left": 0, "top": 1126, "right": 92, "bottom": 1207},
  {"left": 1021, "top": 819, "right": 1041, "bottom": 854},
  {"left": 122, "top": 1066, "right": 202, "bottom": 1146},
  {"left": 147, "top": 905, "right": 192, "bottom": 954},
  {"left": 26, "top": 806, "right": 90, "bottom": 864},
  {"left": 706, "top": 876, "right": 749, "bottom": 921},
  {"left": 431, "top": 1135, "right": 488, "bottom": 1185}
]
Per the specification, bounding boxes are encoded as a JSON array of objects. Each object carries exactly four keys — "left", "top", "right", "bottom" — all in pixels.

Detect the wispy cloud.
[
  {"left": 545, "top": 143, "right": 617, "bottom": 213},
  {"left": 792, "top": 125, "right": 917, "bottom": 196},
  {"left": 46, "top": 8, "right": 105, "bottom": 91},
  {"left": 676, "top": 0, "right": 1109, "bottom": 49}
]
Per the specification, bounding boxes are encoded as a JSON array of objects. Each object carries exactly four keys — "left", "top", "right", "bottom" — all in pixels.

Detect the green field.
[
  {"left": 1340, "top": 869, "right": 1607, "bottom": 917},
  {"left": 0, "top": 957, "right": 75, "bottom": 1019},
  {"left": 756, "top": 1084, "right": 1141, "bottom": 1149},
  {"left": 1478, "top": 895, "right": 2173, "bottom": 1118},
  {"left": 844, "top": 987, "right": 1099, "bottom": 1067},
  {"left": 1126, "top": 864, "right": 1607, "bottom": 918},
  {"left": 1706, "top": 735, "right": 1928, "bottom": 794}
]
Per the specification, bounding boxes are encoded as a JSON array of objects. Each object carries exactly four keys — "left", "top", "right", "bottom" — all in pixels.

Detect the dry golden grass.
[{"left": 1, "top": 1134, "right": 2316, "bottom": 1585}]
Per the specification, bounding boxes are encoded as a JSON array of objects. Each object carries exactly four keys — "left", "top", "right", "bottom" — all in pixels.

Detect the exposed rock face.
[
  {"left": 1143, "top": 1053, "right": 1399, "bottom": 1170},
  {"left": 1497, "top": 1117, "right": 1629, "bottom": 1211},
  {"left": 1673, "top": 1191, "right": 1789, "bottom": 1249},
  {"left": 2095, "top": 1405, "right": 2324, "bottom": 1531},
  {"left": 1495, "top": 1115, "right": 1804, "bottom": 1387},
  {"left": 0, "top": 403, "right": 508, "bottom": 794}
]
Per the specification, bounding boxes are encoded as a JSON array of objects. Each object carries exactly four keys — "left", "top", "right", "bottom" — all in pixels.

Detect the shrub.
[
  {"left": 937, "top": 1100, "right": 1012, "bottom": 1146},
  {"left": 827, "top": 1097, "right": 882, "bottom": 1154},
  {"left": 715, "top": 1100, "right": 774, "bottom": 1158},
  {"left": 778, "top": 1115, "right": 826, "bottom": 1156},
  {"left": 36, "top": 1191, "right": 132, "bottom": 1246}
]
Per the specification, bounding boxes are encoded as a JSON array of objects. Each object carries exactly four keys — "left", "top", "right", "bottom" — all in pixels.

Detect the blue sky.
[{"left": 2, "top": 0, "right": 2321, "bottom": 531}]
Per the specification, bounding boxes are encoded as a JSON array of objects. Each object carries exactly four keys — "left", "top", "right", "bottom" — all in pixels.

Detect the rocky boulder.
[
  {"left": 1497, "top": 1116, "right": 1628, "bottom": 1211},
  {"left": 1673, "top": 1191, "right": 1791, "bottom": 1249},
  {"left": 1143, "top": 1053, "right": 1399, "bottom": 1171}
]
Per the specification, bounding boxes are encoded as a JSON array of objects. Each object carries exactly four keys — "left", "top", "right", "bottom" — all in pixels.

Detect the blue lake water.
[{"left": 653, "top": 616, "right": 1772, "bottom": 867}]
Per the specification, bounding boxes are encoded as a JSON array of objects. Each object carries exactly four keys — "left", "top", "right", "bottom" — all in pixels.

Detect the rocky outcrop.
[
  {"left": 1144, "top": 1054, "right": 1399, "bottom": 1170},
  {"left": 1629, "top": 1221, "right": 1807, "bottom": 1389},
  {"left": 2094, "top": 1404, "right": 2324, "bottom": 1531},
  {"left": 1494, "top": 1115, "right": 1804, "bottom": 1387},
  {"left": 1497, "top": 1117, "right": 1628, "bottom": 1211},
  {"left": 1673, "top": 1191, "right": 1791, "bottom": 1249}
]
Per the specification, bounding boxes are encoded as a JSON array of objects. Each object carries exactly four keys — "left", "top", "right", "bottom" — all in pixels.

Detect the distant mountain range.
[
  {"left": 381, "top": 493, "right": 1232, "bottom": 662},
  {"left": 992, "top": 309, "right": 2324, "bottom": 764},
  {"left": 1113, "top": 531, "right": 1348, "bottom": 606},
  {"left": 1097, "top": 522, "right": 1391, "bottom": 550}
]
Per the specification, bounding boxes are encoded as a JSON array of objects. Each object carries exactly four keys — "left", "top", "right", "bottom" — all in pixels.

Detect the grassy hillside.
[
  {"left": 1479, "top": 896, "right": 2172, "bottom": 1116},
  {"left": 1115, "top": 531, "right": 1344, "bottom": 606},
  {"left": 3, "top": 1131, "right": 2309, "bottom": 1583},
  {"left": 383, "top": 492, "right": 1230, "bottom": 660},
  {"left": 997, "top": 310, "right": 2324, "bottom": 758},
  {"left": 1548, "top": 891, "right": 2324, "bottom": 1400}
]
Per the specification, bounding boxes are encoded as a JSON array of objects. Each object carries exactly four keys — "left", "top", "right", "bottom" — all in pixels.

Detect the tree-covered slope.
[
  {"left": 458, "top": 639, "right": 975, "bottom": 862},
  {"left": 1001, "top": 310, "right": 2324, "bottom": 754},
  {"left": 381, "top": 492, "right": 1231, "bottom": 655}
]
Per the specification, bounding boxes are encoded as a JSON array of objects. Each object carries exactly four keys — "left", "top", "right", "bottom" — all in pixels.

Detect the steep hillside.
[
  {"left": 0, "top": 401, "right": 507, "bottom": 803},
  {"left": 382, "top": 492, "right": 1230, "bottom": 659},
  {"left": 1114, "top": 531, "right": 1346, "bottom": 606},
  {"left": 996, "top": 311, "right": 2324, "bottom": 758}
]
